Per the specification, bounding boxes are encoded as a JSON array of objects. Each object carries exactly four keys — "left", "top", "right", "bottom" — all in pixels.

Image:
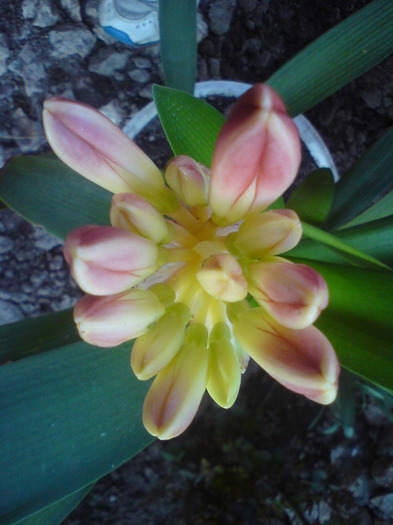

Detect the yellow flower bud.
[{"left": 196, "top": 253, "right": 248, "bottom": 302}]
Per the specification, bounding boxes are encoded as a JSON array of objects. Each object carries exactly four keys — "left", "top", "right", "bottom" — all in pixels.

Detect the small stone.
[
  {"left": 89, "top": 48, "right": 129, "bottom": 77},
  {"left": 347, "top": 471, "right": 371, "bottom": 505},
  {"left": 92, "top": 24, "right": 119, "bottom": 45},
  {"left": 33, "top": 0, "right": 60, "bottom": 28},
  {"left": 33, "top": 226, "right": 62, "bottom": 252},
  {"left": 238, "top": 0, "right": 257, "bottom": 12},
  {"left": 208, "top": 57, "right": 220, "bottom": 78},
  {"left": 372, "top": 458, "right": 393, "bottom": 488},
  {"left": 139, "top": 84, "right": 154, "bottom": 99},
  {"left": 0, "top": 210, "right": 25, "bottom": 233},
  {"left": 364, "top": 397, "right": 392, "bottom": 427},
  {"left": 209, "top": 0, "right": 236, "bottom": 36},
  {"left": 0, "top": 236, "right": 14, "bottom": 254},
  {"left": 361, "top": 89, "right": 382, "bottom": 110},
  {"left": 0, "top": 300, "right": 24, "bottom": 325},
  {"left": 21, "top": 0, "right": 39, "bottom": 19},
  {"left": 0, "top": 34, "right": 10, "bottom": 76},
  {"left": 60, "top": 0, "right": 82, "bottom": 22},
  {"left": 129, "top": 69, "right": 151, "bottom": 83},
  {"left": 49, "top": 25, "right": 96, "bottom": 59},
  {"left": 11, "top": 108, "right": 47, "bottom": 154},
  {"left": 0, "top": 145, "right": 6, "bottom": 169},
  {"left": 377, "top": 426, "right": 393, "bottom": 456},
  {"left": 304, "top": 500, "right": 332, "bottom": 524},
  {"left": 8, "top": 43, "right": 46, "bottom": 97},
  {"left": 49, "top": 255, "right": 64, "bottom": 272},
  {"left": 84, "top": 0, "right": 98, "bottom": 21},
  {"left": 196, "top": 12, "right": 208, "bottom": 43},
  {"left": 134, "top": 57, "right": 151, "bottom": 69},
  {"left": 99, "top": 100, "right": 125, "bottom": 127},
  {"left": 370, "top": 493, "right": 393, "bottom": 519}
]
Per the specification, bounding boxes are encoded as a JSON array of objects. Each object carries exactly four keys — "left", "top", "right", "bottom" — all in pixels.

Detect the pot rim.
[{"left": 123, "top": 80, "right": 339, "bottom": 181}]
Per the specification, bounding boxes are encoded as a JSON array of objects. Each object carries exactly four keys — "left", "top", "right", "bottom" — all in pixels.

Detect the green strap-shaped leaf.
[
  {"left": 317, "top": 311, "right": 393, "bottom": 396},
  {"left": 0, "top": 156, "right": 111, "bottom": 241},
  {"left": 153, "top": 84, "right": 225, "bottom": 166},
  {"left": 300, "top": 221, "right": 391, "bottom": 270},
  {"left": 327, "top": 127, "right": 393, "bottom": 229},
  {"left": 0, "top": 341, "right": 153, "bottom": 524},
  {"left": 268, "top": 0, "right": 393, "bottom": 116},
  {"left": 286, "top": 168, "right": 335, "bottom": 224},
  {"left": 293, "top": 260, "right": 393, "bottom": 394},
  {"left": 288, "top": 216, "right": 393, "bottom": 266},
  {"left": 0, "top": 308, "right": 79, "bottom": 365},
  {"left": 344, "top": 189, "right": 393, "bottom": 229},
  {"left": 16, "top": 484, "right": 94, "bottom": 525},
  {"left": 159, "top": 0, "right": 197, "bottom": 94}
]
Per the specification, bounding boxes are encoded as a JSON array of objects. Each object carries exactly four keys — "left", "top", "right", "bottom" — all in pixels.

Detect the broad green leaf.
[
  {"left": 289, "top": 216, "right": 393, "bottom": 266},
  {"left": 153, "top": 85, "right": 226, "bottom": 166},
  {"left": 317, "top": 311, "right": 393, "bottom": 396},
  {"left": 300, "top": 222, "right": 391, "bottom": 270},
  {"left": 301, "top": 261, "right": 393, "bottom": 333},
  {"left": 0, "top": 156, "right": 111, "bottom": 241},
  {"left": 159, "top": 0, "right": 197, "bottom": 94},
  {"left": 17, "top": 484, "right": 94, "bottom": 525},
  {"left": 0, "top": 341, "right": 153, "bottom": 524},
  {"left": 0, "top": 308, "right": 78, "bottom": 365},
  {"left": 340, "top": 187, "right": 393, "bottom": 229},
  {"left": 286, "top": 168, "right": 335, "bottom": 224},
  {"left": 268, "top": 0, "right": 393, "bottom": 116},
  {"left": 327, "top": 127, "right": 393, "bottom": 229},
  {"left": 293, "top": 261, "right": 393, "bottom": 394}
]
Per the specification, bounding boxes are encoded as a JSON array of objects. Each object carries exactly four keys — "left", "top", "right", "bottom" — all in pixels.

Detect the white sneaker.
[
  {"left": 99, "top": 0, "right": 204, "bottom": 47},
  {"left": 99, "top": 0, "right": 160, "bottom": 46}
]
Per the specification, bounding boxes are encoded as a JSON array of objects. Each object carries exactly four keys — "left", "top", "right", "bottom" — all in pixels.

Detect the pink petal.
[
  {"left": 74, "top": 289, "right": 165, "bottom": 347},
  {"left": 209, "top": 84, "right": 301, "bottom": 224},
  {"left": 64, "top": 225, "right": 160, "bottom": 295},
  {"left": 43, "top": 97, "right": 165, "bottom": 195},
  {"left": 248, "top": 260, "right": 329, "bottom": 328},
  {"left": 233, "top": 309, "right": 339, "bottom": 404}
]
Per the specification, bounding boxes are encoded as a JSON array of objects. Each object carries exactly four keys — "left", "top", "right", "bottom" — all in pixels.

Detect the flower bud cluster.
[{"left": 44, "top": 84, "right": 340, "bottom": 440}]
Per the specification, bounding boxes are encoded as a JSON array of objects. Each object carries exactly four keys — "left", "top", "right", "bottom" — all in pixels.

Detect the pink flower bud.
[
  {"left": 143, "top": 323, "right": 209, "bottom": 439},
  {"left": 110, "top": 193, "right": 170, "bottom": 244},
  {"left": 228, "top": 209, "right": 302, "bottom": 260},
  {"left": 43, "top": 97, "right": 177, "bottom": 211},
  {"left": 63, "top": 225, "right": 160, "bottom": 295},
  {"left": 209, "top": 84, "right": 301, "bottom": 224},
  {"left": 165, "top": 155, "right": 210, "bottom": 207},
  {"left": 196, "top": 253, "right": 248, "bottom": 302},
  {"left": 233, "top": 309, "right": 340, "bottom": 405},
  {"left": 248, "top": 261, "right": 329, "bottom": 329},
  {"left": 74, "top": 289, "right": 165, "bottom": 347}
]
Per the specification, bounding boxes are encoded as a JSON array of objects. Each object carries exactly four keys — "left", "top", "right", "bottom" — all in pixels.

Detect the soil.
[{"left": 1, "top": 1, "right": 393, "bottom": 524}]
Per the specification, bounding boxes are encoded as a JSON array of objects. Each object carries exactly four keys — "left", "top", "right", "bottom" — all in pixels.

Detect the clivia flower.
[{"left": 43, "top": 84, "right": 340, "bottom": 440}]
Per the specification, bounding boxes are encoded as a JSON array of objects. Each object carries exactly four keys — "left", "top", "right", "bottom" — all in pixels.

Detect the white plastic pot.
[{"left": 123, "top": 80, "right": 338, "bottom": 181}]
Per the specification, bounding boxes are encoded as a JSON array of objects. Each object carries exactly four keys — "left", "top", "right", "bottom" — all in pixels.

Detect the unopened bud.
[
  {"left": 63, "top": 225, "right": 159, "bottom": 295},
  {"left": 74, "top": 289, "right": 165, "bottom": 347},
  {"left": 165, "top": 155, "right": 210, "bottom": 207},
  {"left": 110, "top": 193, "right": 170, "bottom": 243},
  {"left": 248, "top": 260, "right": 329, "bottom": 329},
  {"left": 228, "top": 209, "right": 302, "bottom": 260},
  {"left": 196, "top": 253, "right": 248, "bottom": 302},
  {"left": 209, "top": 84, "right": 301, "bottom": 224}
]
